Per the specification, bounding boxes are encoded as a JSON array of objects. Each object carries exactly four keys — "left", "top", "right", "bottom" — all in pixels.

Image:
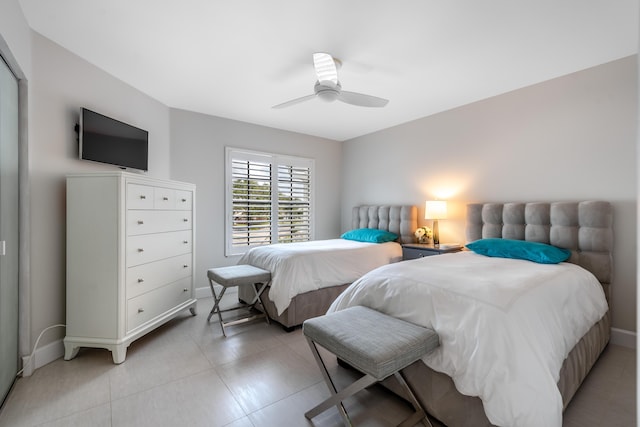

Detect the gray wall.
[
  {"left": 342, "top": 56, "right": 637, "bottom": 333},
  {"left": 169, "top": 109, "right": 343, "bottom": 291},
  {"left": 27, "top": 33, "right": 173, "bottom": 349}
]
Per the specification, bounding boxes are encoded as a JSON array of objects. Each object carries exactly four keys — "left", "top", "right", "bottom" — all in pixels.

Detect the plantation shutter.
[
  {"left": 226, "top": 148, "right": 314, "bottom": 255},
  {"left": 230, "top": 158, "right": 272, "bottom": 248},
  {"left": 277, "top": 163, "right": 311, "bottom": 243}
]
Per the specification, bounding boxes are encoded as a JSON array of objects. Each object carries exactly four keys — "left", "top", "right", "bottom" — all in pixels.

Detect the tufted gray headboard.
[
  {"left": 352, "top": 205, "right": 417, "bottom": 244},
  {"left": 466, "top": 201, "right": 613, "bottom": 299}
]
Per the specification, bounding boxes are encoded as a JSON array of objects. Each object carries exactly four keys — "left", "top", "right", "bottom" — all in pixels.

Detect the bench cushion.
[
  {"left": 303, "top": 306, "right": 439, "bottom": 381},
  {"left": 207, "top": 265, "right": 271, "bottom": 288}
]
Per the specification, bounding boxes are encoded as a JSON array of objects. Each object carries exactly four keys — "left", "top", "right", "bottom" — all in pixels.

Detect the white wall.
[
  {"left": 169, "top": 109, "right": 343, "bottom": 291},
  {"left": 342, "top": 56, "right": 637, "bottom": 332},
  {"left": 28, "top": 32, "right": 172, "bottom": 349}
]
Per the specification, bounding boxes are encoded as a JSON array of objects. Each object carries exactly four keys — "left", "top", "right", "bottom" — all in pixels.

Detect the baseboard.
[
  {"left": 21, "top": 338, "right": 64, "bottom": 377},
  {"left": 195, "top": 286, "right": 211, "bottom": 299},
  {"left": 610, "top": 327, "right": 636, "bottom": 349}
]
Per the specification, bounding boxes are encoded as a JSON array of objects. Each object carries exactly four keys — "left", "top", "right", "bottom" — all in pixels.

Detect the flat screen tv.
[{"left": 79, "top": 108, "right": 149, "bottom": 171}]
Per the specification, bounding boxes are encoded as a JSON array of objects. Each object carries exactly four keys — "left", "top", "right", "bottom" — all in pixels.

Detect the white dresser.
[{"left": 64, "top": 172, "right": 197, "bottom": 364}]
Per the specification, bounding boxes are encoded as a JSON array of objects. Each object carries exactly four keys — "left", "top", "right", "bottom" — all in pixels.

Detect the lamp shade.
[{"left": 425, "top": 200, "right": 447, "bottom": 220}]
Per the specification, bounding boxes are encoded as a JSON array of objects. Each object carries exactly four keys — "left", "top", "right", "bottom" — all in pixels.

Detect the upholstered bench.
[
  {"left": 303, "top": 306, "right": 439, "bottom": 427},
  {"left": 206, "top": 265, "right": 271, "bottom": 336}
]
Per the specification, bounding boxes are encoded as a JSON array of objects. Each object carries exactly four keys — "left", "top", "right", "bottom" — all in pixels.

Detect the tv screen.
[{"left": 79, "top": 108, "right": 149, "bottom": 171}]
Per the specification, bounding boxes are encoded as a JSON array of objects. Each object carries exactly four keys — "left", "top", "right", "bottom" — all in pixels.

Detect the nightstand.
[{"left": 402, "top": 243, "right": 462, "bottom": 260}]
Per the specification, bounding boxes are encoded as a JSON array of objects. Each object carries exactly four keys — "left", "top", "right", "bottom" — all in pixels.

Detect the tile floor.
[{"left": 0, "top": 296, "right": 635, "bottom": 427}]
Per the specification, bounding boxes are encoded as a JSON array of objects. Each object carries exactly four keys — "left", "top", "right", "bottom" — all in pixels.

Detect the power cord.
[{"left": 17, "top": 324, "right": 66, "bottom": 377}]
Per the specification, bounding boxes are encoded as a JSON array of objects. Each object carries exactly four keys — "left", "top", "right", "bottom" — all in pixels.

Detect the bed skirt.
[
  {"left": 382, "top": 311, "right": 611, "bottom": 426},
  {"left": 239, "top": 284, "right": 350, "bottom": 329}
]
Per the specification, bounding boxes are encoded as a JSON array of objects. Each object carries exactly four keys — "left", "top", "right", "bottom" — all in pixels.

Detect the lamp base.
[{"left": 432, "top": 220, "right": 440, "bottom": 245}]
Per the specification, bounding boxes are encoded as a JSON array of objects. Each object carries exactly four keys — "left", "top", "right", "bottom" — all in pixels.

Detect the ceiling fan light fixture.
[
  {"left": 316, "top": 90, "right": 339, "bottom": 102},
  {"left": 272, "top": 53, "right": 389, "bottom": 109},
  {"left": 314, "top": 81, "right": 340, "bottom": 102},
  {"left": 313, "top": 52, "right": 339, "bottom": 84}
]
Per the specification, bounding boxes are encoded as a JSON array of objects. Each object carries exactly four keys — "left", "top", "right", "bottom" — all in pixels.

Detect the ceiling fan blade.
[
  {"left": 313, "top": 52, "right": 338, "bottom": 85},
  {"left": 338, "top": 91, "right": 389, "bottom": 108},
  {"left": 272, "top": 94, "right": 316, "bottom": 109}
]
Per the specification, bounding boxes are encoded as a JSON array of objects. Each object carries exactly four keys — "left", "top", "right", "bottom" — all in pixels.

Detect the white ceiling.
[{"left": 19, "top": 0, "right": 639, "bottom": 141}]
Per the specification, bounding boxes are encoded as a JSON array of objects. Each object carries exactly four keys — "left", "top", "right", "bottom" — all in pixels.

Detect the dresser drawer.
[
  {"left": 127, "top": 277, "right": 192, "bottom": 332},
  {"left": 153, "top": 187, "right": 177, "bottom": 210},
  {"left": 402, "top": 244, "right": 462, "bottom": 260},
  {"left": 126, "top": 230, "right": 192, "bottom": 267},
  {"left": 175, "top": 190, "right": 193, "bottom": 210},
  {"left": 126, "top": 253, "right": 193, "bottom": 299},
  {"left": 402, "top": 247, "right": 439, "bottom": 260},
  {"left": 127, "top": 210, "right": 192, "bottom": 235},
  {"left": 151, "top": 188, "right": 193, "bottom": 210},
  {"left": 127, "top": 184, "right": 154, "bottom": 209}
]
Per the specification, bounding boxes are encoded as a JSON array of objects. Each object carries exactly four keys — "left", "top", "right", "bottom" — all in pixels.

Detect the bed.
[
  {"left": 328, "top": 201, "right": 612, "bottom": 427},
  {"left": 237, "top": 205, "right": 417, "bottom": 329}
]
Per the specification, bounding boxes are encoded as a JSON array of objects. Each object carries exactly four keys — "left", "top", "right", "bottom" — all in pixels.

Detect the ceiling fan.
[{"left": 272, "top": 53, "right": 389, "bottom": 109}]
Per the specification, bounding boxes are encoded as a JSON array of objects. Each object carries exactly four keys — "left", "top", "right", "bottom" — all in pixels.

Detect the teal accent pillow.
[
  {"left": 341, "top": 228, "right": 399, "bottom": 243},
  {"left": 465, "top": 238, "right": 571, "bottom": 264}
]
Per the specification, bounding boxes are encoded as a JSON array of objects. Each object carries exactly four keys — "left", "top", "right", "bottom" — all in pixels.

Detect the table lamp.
[{"left": 425, "top": 200, "right": 447, "bottom": 245}]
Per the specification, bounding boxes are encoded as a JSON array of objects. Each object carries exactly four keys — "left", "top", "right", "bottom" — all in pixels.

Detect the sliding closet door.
[{"left": 0, "top": 56, "right": 19, "bottom": 405}]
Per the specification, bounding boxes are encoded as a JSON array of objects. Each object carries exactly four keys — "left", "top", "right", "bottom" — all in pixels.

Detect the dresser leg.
[
  {"left": 112, "top": 345, "right": 127, "bottom": 364},
  {"left": 64, "top": 343, "right": 79, "bottom": 361},
  {"left": 189, "top": 307, "right": 197, "bottom": 316}
]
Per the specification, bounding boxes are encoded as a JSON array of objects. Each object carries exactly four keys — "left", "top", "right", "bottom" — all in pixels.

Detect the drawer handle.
[
  {"left": 137, "top": 220, "right": 144, "bottom": 225},
  {"left": 183, "top": 240, "right": 188, "bottom": 244},
  {"left": 137, "top": 278, "right": 144, "bottom": 283},
  {"left": 140, "top": 195, "right": 146, "bottom": 199},
  {"left": 183, "top": 264, "right": 188, "bottom": 268},
  {"left": 138, "top": 308, "right": 144, "bottom": 313},
  {"left": 181, "top": 198, "right": 187, "bottom": 202},
  {"left": 183, "top": 288, "right": 188, "bottom": 292},
  {"left": 163, "top": 197, "right": 169, "bottom": 201},
  {"left": 138, "top": 248, "right": 144, "bottom": 253},
  {"left": 183, "top": 218, "right": 188, "bottom": 222}
]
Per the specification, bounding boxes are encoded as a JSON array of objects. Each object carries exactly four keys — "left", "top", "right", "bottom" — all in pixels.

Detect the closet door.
[{"left": 0, "top": 56, "right": 19, "bottom": 405}]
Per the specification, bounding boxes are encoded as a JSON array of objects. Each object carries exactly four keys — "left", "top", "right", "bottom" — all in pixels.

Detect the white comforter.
[
  {"left": 329, "top": 251, "right": 608, "bottom": 427},
  {"left": 238, "top": 239, "right": 402, "bottom": 315}
]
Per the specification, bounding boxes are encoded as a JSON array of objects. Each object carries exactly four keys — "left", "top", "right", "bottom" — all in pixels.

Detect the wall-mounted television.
[{"left": 79, "top": 108, "right": 149, "bottom": 171}]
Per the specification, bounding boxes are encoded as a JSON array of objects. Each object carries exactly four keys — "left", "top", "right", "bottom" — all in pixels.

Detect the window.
[{"left": 225, "top": 147, "right": 314, "bottom": 255}]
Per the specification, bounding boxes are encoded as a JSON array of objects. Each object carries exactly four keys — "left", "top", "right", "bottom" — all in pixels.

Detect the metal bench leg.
[
  {"left": 307, "top": 372, "right": 377, "bottom": 423},
  {"left": 207, "top": 280, "right": 225, "bottom": 322},
  {"left": 208, "top": 277, "right": 271, "bottom": 336},
  {"left": 305, "top": 335, "right": 433, "bottom": 427},
  {"left": 305, "top": 338, "right": 348, "bottom": 421},
  {"left": 207, "top": 279, "right": 228, "bottom": 336},
  {"left": 304, "top": 337, "right": 384, "bottom": 426},
  {"left": 247, "top": 281, "right": 270, "bottom": 325},
  {"left": 394, "top": 371, "right": 433, "bottom": 427}
]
